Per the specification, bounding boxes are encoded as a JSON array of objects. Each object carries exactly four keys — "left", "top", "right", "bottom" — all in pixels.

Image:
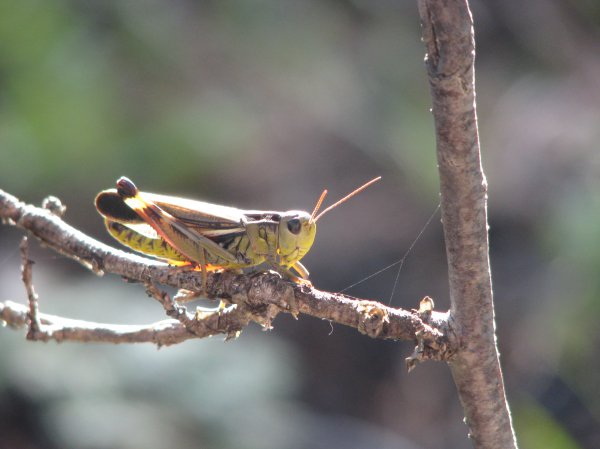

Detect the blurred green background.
[{"left": 1, "top": 1, "right": 599, "bottom": 448}]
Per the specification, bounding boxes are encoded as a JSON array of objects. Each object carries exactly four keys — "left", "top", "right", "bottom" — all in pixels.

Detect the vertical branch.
[{"left": 417, "top": 1, "right": 518, "bottom": 448}]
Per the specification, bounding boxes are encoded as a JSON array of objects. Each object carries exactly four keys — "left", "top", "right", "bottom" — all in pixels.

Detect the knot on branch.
[
  {"left": 406, "top": 297, "right": 455, "bottom": 371},
  {"left": 356, "top": 302, "right": 390, "bottom": 338},
  {"left": 406, "top": 324, "right": 451, "bottom": 372},
  {"left": 42, "top": 196, "right": 66, "bottom": 217}
]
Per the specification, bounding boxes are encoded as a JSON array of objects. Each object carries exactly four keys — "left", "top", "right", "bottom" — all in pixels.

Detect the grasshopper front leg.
[
  {"left": 264, "top": 258, "right": 313, "bottom": 286},
  {"left": 285, "top": 262, "right": 313, "bottom": 286},
  {"left": 291, "top": 261, "right": 309, "bottom": 279}
]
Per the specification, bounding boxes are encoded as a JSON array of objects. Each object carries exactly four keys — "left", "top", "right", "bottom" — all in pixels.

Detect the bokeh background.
[{"left": 1, "top": 1, "right": 599, "bottom": 448}]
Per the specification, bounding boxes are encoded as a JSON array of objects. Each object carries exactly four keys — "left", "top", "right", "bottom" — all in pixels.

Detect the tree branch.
[
  {"left": 0, "top": 188, "right": 452, "bottom": 358},
  {"left": 418, "top": 0, "right": 518, "bottom": 448},
  {"left": 1, "top": 300, "right": 197, "bottom": 345}
]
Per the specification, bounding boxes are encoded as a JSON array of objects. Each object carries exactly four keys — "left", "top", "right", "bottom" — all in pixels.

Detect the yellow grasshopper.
[{"left": 95, "top": 176, "right": 380, "bottom": 287}]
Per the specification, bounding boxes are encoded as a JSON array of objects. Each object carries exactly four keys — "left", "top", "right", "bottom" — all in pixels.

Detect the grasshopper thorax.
[{"left": 277, "top": 211, "right": 317, "bottom": 266}]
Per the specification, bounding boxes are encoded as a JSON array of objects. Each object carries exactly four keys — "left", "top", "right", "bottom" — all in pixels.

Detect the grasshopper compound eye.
[{"left": 286, "top": 218, "right": 302, "bottom": 235}]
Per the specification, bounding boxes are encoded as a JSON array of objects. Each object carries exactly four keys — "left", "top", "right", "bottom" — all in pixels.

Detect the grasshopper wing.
[{"left": 96, "top": 185, "right": 248, "bottom": 265}]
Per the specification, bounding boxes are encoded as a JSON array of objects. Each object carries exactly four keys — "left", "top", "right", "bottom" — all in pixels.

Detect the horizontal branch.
[{"left": 0, "top": 188, "right": 453, "bottom": 361}]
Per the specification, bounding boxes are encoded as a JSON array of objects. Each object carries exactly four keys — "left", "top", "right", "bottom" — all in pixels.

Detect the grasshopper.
[{"left": 95, "top": 176, "right": 380, "bottom": 288}]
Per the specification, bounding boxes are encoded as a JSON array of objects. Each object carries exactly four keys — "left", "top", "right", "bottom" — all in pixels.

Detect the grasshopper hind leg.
[{"left": 104, "top": 220, "right": 189, "bottom": 262}]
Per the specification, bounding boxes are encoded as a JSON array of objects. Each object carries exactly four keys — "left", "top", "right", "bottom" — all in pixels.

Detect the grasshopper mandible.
[{"left": 95, "top": 176, "right": 380, "bottom": 287}]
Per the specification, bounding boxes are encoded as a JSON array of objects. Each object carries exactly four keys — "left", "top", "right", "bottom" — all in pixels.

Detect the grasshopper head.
[{"left": 277, "top": 211, "right": 317, "bottom": 266}]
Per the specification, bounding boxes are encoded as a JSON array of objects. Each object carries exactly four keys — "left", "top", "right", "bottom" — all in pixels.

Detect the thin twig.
[
  {"left": 145, "top": 283, "right": 253, "bottom": 340},
  {"left": 0, "top": 300, "right": 195, "bottom": 345},
  {"left": 19, "top": 237, "right": 41, "bottom": 340}
]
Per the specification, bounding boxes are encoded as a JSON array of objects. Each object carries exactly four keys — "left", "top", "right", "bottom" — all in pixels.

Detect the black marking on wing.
[{"left": 96, "top": 191, "right": 142, "bottom": 223}]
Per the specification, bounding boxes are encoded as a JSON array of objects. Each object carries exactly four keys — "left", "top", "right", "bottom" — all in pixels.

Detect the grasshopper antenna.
[
  {"left": 309, "top": 190, "right": 328, "bottom": 224},
  {"left": 311, "top": 176, "right": 381, "bottom": 223}
]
